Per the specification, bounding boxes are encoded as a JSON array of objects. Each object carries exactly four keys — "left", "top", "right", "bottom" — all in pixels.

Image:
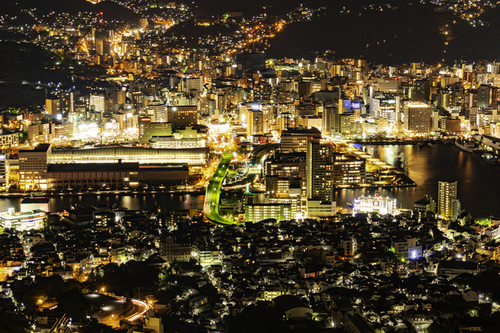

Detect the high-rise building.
[
  {"left": 0, "top": 154, "right": 5, "bottom": 187},
  {"left": 147, "top": 100, "right": 168, "bottom": 123},
  {"left": 90, "top": 94, "right": 106, "bottom": 113},
  {"left": 306, "top": 139, "right": 335, "bottom": 202},
  {"left": 477, "top": 84, "right": 491, "bottom": 111},
  {"left": 247, "top": 109, "right": 263, "bottom": 136},
  {"left": 45, "top": 98, "right": 61, "bottom": 115},
  {"left": 438, "top": 181, "right": 460, "bottom": 220},
  {"left": 404, "top": 103, "right": 432, "bottom": 134}
]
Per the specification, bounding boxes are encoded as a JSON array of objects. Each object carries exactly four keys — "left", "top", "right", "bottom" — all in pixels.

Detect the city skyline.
[{"left": 1, "top": 1, "right": 500, "bottom": 333}]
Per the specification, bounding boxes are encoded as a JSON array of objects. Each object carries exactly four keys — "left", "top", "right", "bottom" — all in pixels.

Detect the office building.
[
  {"left": 46, "top": 163, "right": 140, "bottom": 189},
  {"left": 139, "top": 118, "right": 172, "bottom": 144},
  {"left": 147, "top": 100, "right": 168, "bottom": 123},
  {"left": 280, "top": 127, "right": 321, "bottom": 153},
  {"left": 19, "top": 144, "right": 51, "bottom": 190},
  {"left": 0, "top": 154, "right": 5, "bottom": 187},
  {"left": 265, "top": 153, "right": 307, "bottom": 180},
  {"left": 90, "top": 94, "right": 106, "bottom": 113},
  {"left": 167, "top": 106, "right": 198, "bottom": 127},
  {"left": 333, "top": 154, "right": 365, "bottom": 185},
  {"left": 404, "top": 103, "right": 432, "bottom": 134}
]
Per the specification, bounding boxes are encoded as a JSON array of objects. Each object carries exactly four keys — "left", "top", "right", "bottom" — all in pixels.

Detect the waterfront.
[
  {"left": 336, "top": 143, "right": 500, "bottom": 218},
  {"left": 1, "top": 144, "right": 499, "bottom": 218},
  {"left": 0, "top": 192, "right": 206, "bottom": 213}
]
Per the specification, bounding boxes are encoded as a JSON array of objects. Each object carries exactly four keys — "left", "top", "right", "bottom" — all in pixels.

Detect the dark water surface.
[
  {"left": 335, "top": 144, "right": 500, "bottom": 217},
  {"left": 1, "top": 144, "right": 499, "bottom": 218}
]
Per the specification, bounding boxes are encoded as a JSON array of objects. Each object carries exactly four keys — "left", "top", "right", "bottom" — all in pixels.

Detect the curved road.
[
  {"left": 204, "top": 152, "right": 241, "bottom": 225},
  {"left": 204, "top": 144, "right": 280, "bottom": 225},
  {"left": 84, "top": 293, "right": 149, "bottom": 328},
  {"left": 224, "top": 143, "right": 280, "bottom": 188}
]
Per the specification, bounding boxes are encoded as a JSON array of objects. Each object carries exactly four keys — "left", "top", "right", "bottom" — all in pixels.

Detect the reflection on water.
[
  {"left": 335, "top": 144, "right": 500, "bottom": 217},
  {"left": 1, "top": 144, "right": 499, "bottom": 218},
  {"left": 0, "top": 193, "right": 206, "bottom": 214}
]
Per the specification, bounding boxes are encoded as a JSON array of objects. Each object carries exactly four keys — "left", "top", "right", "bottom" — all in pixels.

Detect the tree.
[
  {"left": 57, "top": 288, "right": 89, "bottom": 322},
  {"left": 0, "top": 313, "right": 30, "bottom": 333}
]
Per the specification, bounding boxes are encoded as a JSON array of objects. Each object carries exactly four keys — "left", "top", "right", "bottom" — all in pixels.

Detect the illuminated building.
[
  {"left": 58, "top": 91, "right": 77, "bottom": 114},
  {"left": 167, "top": 106, "right": 198, "bottom": 127},
  {"left": 49, "top": 146, "right": 209, "bottom": 167},
  {"left": 52, "top": 123, "right": 74, "bottom": 140},
  {"left": 46, "top": 163, "right": 139, "bottom": 189},
  {"left": 371, "top": 95, "right": 399, "bottom": 122},
  {"left": 140, "top": 123, "right": 208, "bottom": 149},
  {"left": 391, "top": 237, "right": 422, "bottom": 260},
  {"left": 339, "top": 114, "right": 352, "bottom": 134},
  {"left": 478, "top": 84, "right": 491, "bottom": 110},
  {"left": 45, "top": 98, "right": 61, "bottom": 115},
  {"left": 280, "top": 127, "right": 321, "bottom": 153},
  {"left": 90, "top": 94, "right": 106, "bottom": 113},
  {"left": 198, "top": 249, "right": 222, "bottom": 266},
  {"left": 413, "top": 195, "right": 436, "bottom": 222},
  {"left": 247, "top": 109, "right": 264, "bottom": 137},
  {"left": 322, "top": 106, "right": 339, "bottom": 135},
  {"left": 268, "top": 196, "right": 301, "bottom": 218},
  {"left": 403, "top": 102, "right": 432, "bottom": 134},
  {"left": 19, "top": 144, "right": 51, "bottom": 190},
  {"left": 306, "top": 199, "right": 336, "bottom": 218},
  {"left": 244, "top": 203, "right": 291, "bottom": 223},
  {"left": 438, "top": 180, "right": 460, "bottom": 220},
  {"left": 160, "top": 234, "right": 192, "bottom": 262},
  {"left": 139, "top": 118, "right": 172, "bottom": 144},
  {"left": 376, "top": 78, "right": 398, "bottom": 93},
  {"left": 0, "top": 154, "right": 5, "bottom": 187},
  {"left": 342, "top": 237, "right": 357, "bottom": 258},
  {"left": 412, "top": 79, "right": 430, "bottom": 102},
  {"left": 20, "top": 198, "right": 50, "bottom": 213},
  {"left": 147, "top": 100, "right": 168, "bottom": 123},
  {"left": 0, "top": 132, "right": 19, "bottom": 146},
  {"left": 440, "top": 118, "right": 461, "bottom": 133},
  {"left": 265, "top": 176, "right": 293, "bottom": 196},
  {"left": 265, "top": 153, "right": 306, "bottom": 180},
  {"left": 333, "top": 154, "right": 365, "bottom": 185},
  {"left": 0, "top": 209, "right": 45, "bottom": 231},
  {"left": 307, "top": 139, "right": 335, "bottom": 202},
  {"left": 353, "top": 193, "right": 397, "bottom": 215}
]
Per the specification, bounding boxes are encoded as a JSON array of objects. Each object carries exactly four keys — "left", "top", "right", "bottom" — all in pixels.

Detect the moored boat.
[{"left": 455, "top": 140, "right": 475, "bottom": 153}]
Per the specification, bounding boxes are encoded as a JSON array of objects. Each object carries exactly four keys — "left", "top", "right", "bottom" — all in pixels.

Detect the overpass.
[{"left": 204, "top": 152, "right": 241, "bottom": 225}]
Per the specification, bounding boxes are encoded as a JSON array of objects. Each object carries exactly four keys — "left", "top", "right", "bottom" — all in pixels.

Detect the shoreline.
[{"left": 0, "top": 188, "right": 206, "bottom": 199}]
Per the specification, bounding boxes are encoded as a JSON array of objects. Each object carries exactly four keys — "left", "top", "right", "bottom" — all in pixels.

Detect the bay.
[
  {"left": 1, "top": 144, "right": 499, "bottom": 218},
  {"left": 335, "top": 144, "right": 500, "bottom": 218}
]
